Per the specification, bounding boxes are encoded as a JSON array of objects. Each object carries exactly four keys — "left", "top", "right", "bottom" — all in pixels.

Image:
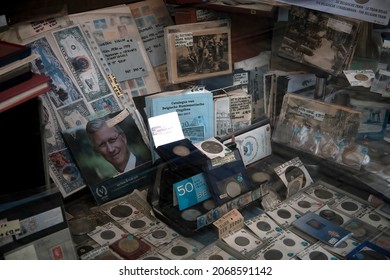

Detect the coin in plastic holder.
[
  {"left": 181, "top": 208, "right": 202, "bottom": 222},
  {"left": 201, "top": 140, "right": 224, "bottom": 154},
  {"left": 109, "top": 234, "right": 151, "bottom": 260},
  {"left": 159, "top": 238, "right": 199, "bottom": 260},
  {"left": 109, "top": 204, "right": 134, "bottom": 219},
  {"left": 226, "top": 180, "right": 242, "bottom": 198},
  {"left": 251, "top": 171, "right": 271, "bottom": 184},
  {"left": 68, "top": 217, "right": 97, "bottom": 236}
]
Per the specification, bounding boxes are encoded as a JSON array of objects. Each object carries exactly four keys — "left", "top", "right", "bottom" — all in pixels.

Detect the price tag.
[
  {"left": 0, "top": 219, "right": 21, "bottom": 238},
  {"left": 213, "top": 208, "right": 244, "bottom": 239},
  {"left": 173, "top": 173, "right": 211, "bottom": 211},
  {"left": 105, "top": 108, "right": 129, "bottom": 127}
]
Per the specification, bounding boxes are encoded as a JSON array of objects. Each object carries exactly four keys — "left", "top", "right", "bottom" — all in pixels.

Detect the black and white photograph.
[
  {"left": 165, "top": 20, "right": 232, "bottom": 84},
  {"left": 278, "top": 6, "right": 361, "bottom": 76}
]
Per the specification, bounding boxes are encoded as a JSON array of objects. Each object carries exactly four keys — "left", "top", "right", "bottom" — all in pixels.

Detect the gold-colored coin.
[
  {"left": 172, "top": 145, "right": 190, "bottom": 156},
  {"left": 354, "top": 73, "right": 369, "bottom": 81},
  {"left": 118, "top": 238, "right": 140, "bottom": 253}
]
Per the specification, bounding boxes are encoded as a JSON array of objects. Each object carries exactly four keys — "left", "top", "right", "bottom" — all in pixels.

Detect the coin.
[
  {"left": 251, "top": 172, "right": 271, "bottom": 184},
  {"left": 201, "top": 140, "right": 224, "bottom": 154},
  {"left": 118, "top": 238, "right": 140, "bottom": 252},
  {"left": 342, "top": 146, "right": 364, "bottom": 167},
  {"left": 181, "top": 208, "right": 202, "bottom": 221},
  {"left": 226, "top": 181, "right": 241, "bottom": 198},
  {"left": 321, "top": 142, "right": 339, "bottom": 159},
  {"left": 354, "top": 73, "right": 369, "bottom": 81},
  {"left": 172, "top": 145, "right": 190, "bottom": 157}
]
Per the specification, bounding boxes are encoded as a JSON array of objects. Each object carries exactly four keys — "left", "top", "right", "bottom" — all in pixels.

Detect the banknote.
[
  {"left": 28, "top": 36, "right": 82, "bottom": 108},
  {"left": 48, "top": 149, "right": 86, "bottom": 197},
  {"left": 69, "top": 4, "right": 161, "bottom": 96},
  {"left": 53, "top": 25, "right": 112, "bottom": 102},
  {"left": 182, "top": 125, "right": 205, "bottom": 143},
  {"left": 40, "top": 95, "right": 67, "bottom": 153},
  {"left": 57, "top": 100, "right": 91, "bottom": 129}
]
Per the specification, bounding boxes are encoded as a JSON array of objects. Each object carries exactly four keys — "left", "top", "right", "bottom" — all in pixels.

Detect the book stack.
[{"left": 0, "top": 40, "right": 51, "bottom": 113}]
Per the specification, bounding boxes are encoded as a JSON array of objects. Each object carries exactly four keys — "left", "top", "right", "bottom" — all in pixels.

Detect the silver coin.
[
  {"left": 69, "top": 217, "right": 96, "bottom": 236},
  {"left": 251, "top": 172, "right": 271, "bottom": 183},
  {"left": 341, "top": 201, "right": 359, "bottom": 212},
  {"left": 201, "top": 141, "right": 223, "bottom": 154},
  {"left": 277, "top": 209, "right": 291, "bottom": 219},
  {"left": 100, "top": 230, "right": 116, "bottom": 240},
  {"left": 143, "top": 256, "right": 163, "bottom": 260},
  {"left": 129, "top": 219, "right": 147, "bottom": 229},
  {"left": 152, "top": 229, "right": 168, "bottom": 239},
  {"left": 226, "top": 181, "right": 241, "bottom": 198},
  {"left": 354, "top": 0, "right": 369, "bottom": 4},
  {"left": 321, "top": 142, "right": 339, "bottom": 159},
  {"left": 309, "top": 251, "right": 329, "bottom": 260},
  {"left": 297, "top": 200, "right": 312, "bottom": 208},
  {"left": 209, "top": 254, "right": 224, "bottom": 260},
  {"left": 110, "top": 204, "right": 133, "bottom": 218},
  {"left": 319, "top": 209, "right": 344, "bottom": 225},
  {"left": 256, "top": 221, "right": 272, "bottom": 232},
  {"left": 283, "top": 238, "right": 296, "bottom": 247},
  {"left": 77, "top": 245, "right": 94, "bottom": 256},
  {"left": 202, "top": 199, "right": 216, "bottom": 210},
  {"left": 171, "top": 245, "right": 188, "bottom": 256},
  {"left": 314, "top": 189, "right": 333, "bottom": 200},
  {"left": 234, "top": 236, "right": 250, "bottom": 246},
  {"left": 368, "top": 213, "right": 381, "bottom": 222},
  {"left": 181, "top": 208, "right": 202, "bottom": 222},
  {"left": 264, "top": 249, "right": 283, "bottom": 260}
]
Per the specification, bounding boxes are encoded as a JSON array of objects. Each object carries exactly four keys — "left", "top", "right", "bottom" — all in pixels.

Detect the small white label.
[
  {"left": 0, "top": 220, "right": 21, "bottom": 238},
  {"left": 297, "top": 106, "right": 325, "bottom": 121},
  {"left": 175, "top": 32, "right": 193, "bottom": 48}
]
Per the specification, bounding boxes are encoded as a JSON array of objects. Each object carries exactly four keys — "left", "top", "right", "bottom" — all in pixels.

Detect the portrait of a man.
[{"left": 62, "top": 109, "right": 152, "bottom": 186}]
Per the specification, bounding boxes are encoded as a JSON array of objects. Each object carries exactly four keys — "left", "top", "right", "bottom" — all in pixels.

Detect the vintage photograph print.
[
  {"left": 166, "top": 24, "right": 232, "bottom": 84},
  {"left": 278, "top": 6, "right": 361, "bottom": 76}
]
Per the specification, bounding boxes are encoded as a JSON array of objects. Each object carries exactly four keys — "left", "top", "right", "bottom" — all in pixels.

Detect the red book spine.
[
  {"left": 0, "top": 73, "right": 51, "bottom": 102},
  {"left": 0, "top": 86, "right": 52, "bottom": 113},
  {"left": 0, "top": 73, "right": 52, "bottom": 113}
]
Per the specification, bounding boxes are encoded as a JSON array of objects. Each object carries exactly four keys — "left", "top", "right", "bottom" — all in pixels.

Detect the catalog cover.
[
  {"left": 62, "top": 109, "right": 153, "bottom": 204},
  {"left": 277, "top": 6, "right": 361, "bottom": 76},
  {"left": 145, "top": 88, "right": 214, "bottom": 143}
]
